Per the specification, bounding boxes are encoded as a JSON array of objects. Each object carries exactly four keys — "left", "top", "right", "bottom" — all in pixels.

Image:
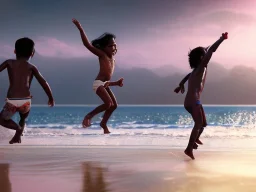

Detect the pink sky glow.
[{"left": 1, "top": 1, "right": 256, "bottom": 71}]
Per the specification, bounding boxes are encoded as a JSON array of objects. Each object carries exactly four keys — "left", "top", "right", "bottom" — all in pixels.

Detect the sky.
[{"left": 1, "top": 0, "right": 256, "bottom": 70}]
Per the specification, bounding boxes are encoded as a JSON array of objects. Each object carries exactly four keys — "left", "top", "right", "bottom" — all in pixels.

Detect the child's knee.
[
  {"left": 194, "top": 122, "right": 204, "bottom": 130},
  {"left": 111, "top": 103, "right": 118, "bottom": 110},
  {"left": 0, "top": 112, "right": 12, "bottom": 121},
  {"left": 105, "top": 102, "right": 112, "bottom": 109}
]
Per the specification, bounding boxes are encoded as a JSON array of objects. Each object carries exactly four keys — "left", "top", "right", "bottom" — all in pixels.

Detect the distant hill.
[
  {"left": 151, "top": 64, "right": 186, "bottom": 77},
  {"left": 0, "top": 54, "right": 255, "bottom": 105}
]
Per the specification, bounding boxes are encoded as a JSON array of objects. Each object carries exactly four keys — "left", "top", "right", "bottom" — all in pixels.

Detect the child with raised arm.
[
  {"left": 72, "top": 19, "right": 124, "bottom": 134},
  {"left": 175, "top": 32, "right": 228, "bottom": 160},
  {"left": 0, "top": 37, "right": 54, "bottom": 144}
]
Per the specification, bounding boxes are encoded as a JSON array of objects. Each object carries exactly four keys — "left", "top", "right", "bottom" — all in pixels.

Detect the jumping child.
[
  {"left": 0, "top": 37, "right": 54, "bottom": 144},
  {"left": 72, "top": 19, "right": 124, "bottom": 134},
  {"left": 174, "top": 32, "right": 228, "bottom": 159}
]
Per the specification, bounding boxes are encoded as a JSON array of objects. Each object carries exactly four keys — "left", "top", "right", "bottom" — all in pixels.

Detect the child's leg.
[
  {"left": 184, "top": 106, "right": 198, "bottom": 149},
  {"left": 100, "top": 87, "right": 117, "bottom": 134},
  {"left": 0, "top": 117, "right": 21, "bottom": 131},
  {"left": 195, "top": 105, "right": 207, "bottom": 145},
  {"left": 83, "top": 86, "right": 113, "bottom": 128},
  {"left": 0, "top": 103, "right": 22, "bottom": 144},
  {"left": 184, "top": 105, "right": 204, "bottom": 160},
  {"left": 19, "top": 111, "right": 30, "bottom": 136}
]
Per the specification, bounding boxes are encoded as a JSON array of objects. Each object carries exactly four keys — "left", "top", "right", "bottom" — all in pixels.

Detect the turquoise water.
[{"left": 22, "top": 105, "right": 256, "bottom": 129}]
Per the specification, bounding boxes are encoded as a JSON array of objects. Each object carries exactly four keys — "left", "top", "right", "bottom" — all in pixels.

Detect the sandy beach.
[{"left": 0, "top": 146, "right": 255, "bottom": 192}]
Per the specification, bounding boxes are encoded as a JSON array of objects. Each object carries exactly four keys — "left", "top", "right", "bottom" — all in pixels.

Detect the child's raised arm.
[
  {"left": 199, "top": 32, "right": 228, "bottom": 69},
  {"left": 72, "top": 19, "right": 105, "bottom": 57}
]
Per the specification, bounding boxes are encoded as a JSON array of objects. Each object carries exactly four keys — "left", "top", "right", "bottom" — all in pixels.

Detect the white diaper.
[
  {"left": 93, "top": 80, "right": 107, "bottom": 92},
  {"left": 6, "top": 98, "right": 31, "bottom": 107}
]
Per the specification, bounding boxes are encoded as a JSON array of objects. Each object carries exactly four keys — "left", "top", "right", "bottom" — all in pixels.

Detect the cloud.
[
  {"left": 148, "top": 10, "right": 255, "bottom": 38},
  {"left": 0, "top": 45, "right": 13, "bottom": 59},
  {"left": 33, "top": 37, "right": 179, "bottom": 70},
  {"left": 35, "top": 37, "right": 91, "bottom": 58},
  {"left": 0, "top": 36, "right": 189, "bottom": 70},
  {"left": 198, "top": 10, "right": 256, "bottom": 30},
  {"left": 0, "top": 37, "right": 93, "bottom": 59},
  {"left": 1, "top": 8, "right": 256, "bottom": 71},
  {"left": 116, "top": 38, "right": 191, "bottom": 70},
  {"left": 126, "top": 10, "right": 256, "bottom": 70}
]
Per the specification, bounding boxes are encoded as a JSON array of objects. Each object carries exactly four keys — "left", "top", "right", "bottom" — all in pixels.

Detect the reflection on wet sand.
[
  {"left": 157, "top": 161, "right": 256, "bottom": 192},
  {"left": 0, "top": 163, "right": 11, "bottom": 192},
  {"left": 82, "top": 162, "right": 109, "bottom": 192}
]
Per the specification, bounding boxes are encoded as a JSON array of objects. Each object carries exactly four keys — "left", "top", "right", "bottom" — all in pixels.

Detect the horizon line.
[{"left": 31, "top": 104, "right": 256, "bottom": 107}]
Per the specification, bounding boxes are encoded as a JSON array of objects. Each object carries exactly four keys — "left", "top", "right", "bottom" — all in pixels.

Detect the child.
[
  {"left": 72, "top": 19, "right": 124, "bottom": 134},
  {"left": 0, "top": 37, "right": 54, "bottom": 144},
  {"left": 174, "top": 32, "right": 228, "bottom": 160}
]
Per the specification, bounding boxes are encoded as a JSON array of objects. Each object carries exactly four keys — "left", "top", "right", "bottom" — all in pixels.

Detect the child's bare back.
[{"left": 4, "top": 59, "right": 39, "bottom": 98}]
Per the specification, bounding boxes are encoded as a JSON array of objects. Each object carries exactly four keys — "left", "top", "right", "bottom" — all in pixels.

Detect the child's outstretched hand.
[
  {"left": 72, "top": 19, "right": 82, "bottom": 29},
  {"left": 180, "top": 85, "right": 185, "bottom": 94},
  {"left": 174, "top": 85, "right": 185, "bottom": 94},
  {"left": 222, "top": 32, "right": 228, "bottom": 40},
  {"left": 104, "top": 81, "right": 110, "bottom": 88},
  {"left": 117, "top": 78, "right": 124, "bottom": 87},
  {"left": 48, "top": 99, "right": 55, "bottom": 107},
  {"left": 174, "top": 86, "right": 181, "bottom": 93}
]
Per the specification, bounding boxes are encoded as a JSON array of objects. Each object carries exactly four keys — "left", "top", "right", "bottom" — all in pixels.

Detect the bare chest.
[{"left": 100, "top": 57, "right": 115, "bottom": 72}]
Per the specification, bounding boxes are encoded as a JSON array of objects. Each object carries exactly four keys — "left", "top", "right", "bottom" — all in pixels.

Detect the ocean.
[{"left": 1, "top": 105, "right": 256, "bottom": 149}]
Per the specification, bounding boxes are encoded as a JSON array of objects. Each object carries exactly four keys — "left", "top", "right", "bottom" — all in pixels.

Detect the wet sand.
[{"left": 0, "top": 146, "right": 256, "bottom": 192}]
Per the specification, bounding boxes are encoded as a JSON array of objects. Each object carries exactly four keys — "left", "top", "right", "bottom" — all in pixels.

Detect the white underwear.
[
  {"left": 93, "top": 80, "right": 107, "bottom": 92},
  {"left": 6, "top": 98, "right": 32, "bottom": 107}
]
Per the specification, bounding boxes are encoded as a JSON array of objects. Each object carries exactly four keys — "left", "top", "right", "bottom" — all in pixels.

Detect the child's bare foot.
[
  {"left": 193, "top": 143, "right": 198, "bottom": 150},
  {"left": 184, "top": 149, "right": 195, "bottom": 160},
  {"left": 196, "top": 139, "right": 203, "bottom": 145},
  {"left": 82, "top": 116, "right": 91, "bottom": 128},
  {"left": 100, "top": 122, "right": 111, "bottom": 134},
  {"left": 9, "top": 136, "right": 21, "bottom": 144},
  {"left": 9, "top": 131, "right": 22, "bottom": 144}
]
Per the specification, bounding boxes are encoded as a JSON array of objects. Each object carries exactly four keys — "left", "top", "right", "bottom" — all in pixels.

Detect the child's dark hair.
[
  {"left": 15, "top": 37, "right": 35, "bottom": 58},
  {"left": 91, "top": 33, "right": 116, "bottom": 49},
  {"left": 188, "top": 46, "right": 206, "bottom": 69}
]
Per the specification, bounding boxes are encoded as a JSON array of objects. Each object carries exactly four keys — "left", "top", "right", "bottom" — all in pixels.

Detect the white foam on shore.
[{"left": 1, "top": 124, "right": 256, "bottom": 149}]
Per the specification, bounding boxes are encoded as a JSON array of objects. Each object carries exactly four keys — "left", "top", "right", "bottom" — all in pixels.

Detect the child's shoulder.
[
  {"left": 6, "top": 59, "right": 33, "bottom": 65},
  {"left": 2, "top": 59, "right": 16, "bottom": 66},
  {"left": 5, "top": 59, "right": 14, "bottom": 63},
  {"left": 99, "top": 53, "right": 108, "bottom": 59},
  {"left": 26, "top": 61, "right": 36, "bottom": 68},
  {"left": 194, "top": 66, "right": 206, "bottom": 73}
]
